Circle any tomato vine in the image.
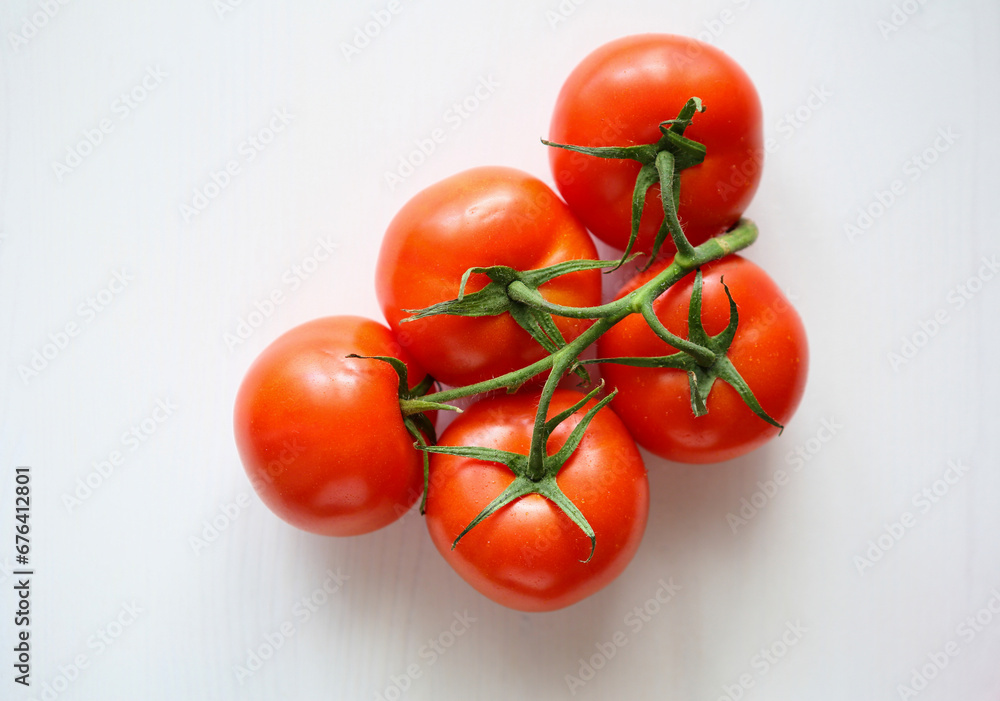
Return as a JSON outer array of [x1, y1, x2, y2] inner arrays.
[[234, 33, 808, 612], [393, 98, 779, 551]]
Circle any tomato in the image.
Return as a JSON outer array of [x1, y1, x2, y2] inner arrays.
[[548, 34, 763, 255], [375, 166, 602, 388], [597, 256, 807, 464], [424, 389, 648, 612], [233, 316, 430, 536]]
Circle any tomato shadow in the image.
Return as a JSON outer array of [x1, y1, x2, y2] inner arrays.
[[289, 498, 649, 698], [438, 444, 784, 698], [287, 442, 781, 699], [626, 443, 785, 688]]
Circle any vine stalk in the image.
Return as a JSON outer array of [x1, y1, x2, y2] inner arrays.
[[411, 218, 759, 430]]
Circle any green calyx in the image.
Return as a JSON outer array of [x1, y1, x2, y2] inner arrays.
[[542, 97, 707, 268], [347, 354, 456, 513], [419, 384, 616, 562], [583, 270, 782, 429], [402, 258, 625, 384]]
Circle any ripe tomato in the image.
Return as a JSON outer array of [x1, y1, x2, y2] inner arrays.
[[375, 166, 602, 388], [597, 256, 808, 464], [548, 34, 763, 255], [233, 316, 430, 536], [424, 389, 648, 612]]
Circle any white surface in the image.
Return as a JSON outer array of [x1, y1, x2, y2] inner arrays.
[[2, 1, 999, 699]]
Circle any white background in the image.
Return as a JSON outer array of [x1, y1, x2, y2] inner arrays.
[[2, 1, 999, 699]]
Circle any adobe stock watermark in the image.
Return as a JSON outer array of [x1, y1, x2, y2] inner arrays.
[[737, 288, 802, 346], [213, 0, 249, 20], [550, 116, 628, 188], [845, 126, 959, 242], [340, 0, 402, 62], [508, 184, 574, 236], [896, 586, 1000, 699], [878, 0, 931, 39], [179, 106, 294, 223], [717, 620, 807, 701], [52, 66, 168, 182], [223, 236, 339, 352], [693, 0, 753, 45], [564, 578, 682, 695], [190, 440, 304, 554], [189, 492, 253, 554], [7, 0, 73, 53], [25, 601, 143, 701], [17, 268, 132, 385], [62, 399, 178, 513], [383, 75, 500, 192], [887, 255, 998, 371], [545, 0, 588, 29], [854, 458, 970, 575], [233, 568, 350, 685], [375, 611, 478, 701], [717, 84, 832, 203], [726, 417, 843, 534]]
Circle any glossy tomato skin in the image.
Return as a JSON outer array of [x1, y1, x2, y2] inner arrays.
[[597, 256, 807, 464], [375, 166, 601, 388], [425, 389, 648, 612], [234, 316, 429, 536], [549, 34, 763, 255]]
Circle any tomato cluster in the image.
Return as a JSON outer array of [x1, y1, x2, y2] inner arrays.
[[233, 34, 808, 612]]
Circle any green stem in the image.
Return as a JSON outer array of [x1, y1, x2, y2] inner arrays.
[[506, 280, 627, 319], [419, 218, 758, 407], [525, 357, 568, 481], [654, 150, 697, 264], [639, 301, 715, 366]]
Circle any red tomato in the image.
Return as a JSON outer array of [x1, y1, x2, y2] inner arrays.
[[375, 166, 601, 387], [597, 256, 808, 464], [233, 316, 430, 536], [424, 389, 648, 612], [548, 34, 763, 255]]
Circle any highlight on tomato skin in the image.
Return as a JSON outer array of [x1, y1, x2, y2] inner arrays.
[[548, 33, 764, 256], [597, 255, 808, 464], [233, 315, 431, 537], [375, 165, 603, 388], [423, 389, 649, 612]]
